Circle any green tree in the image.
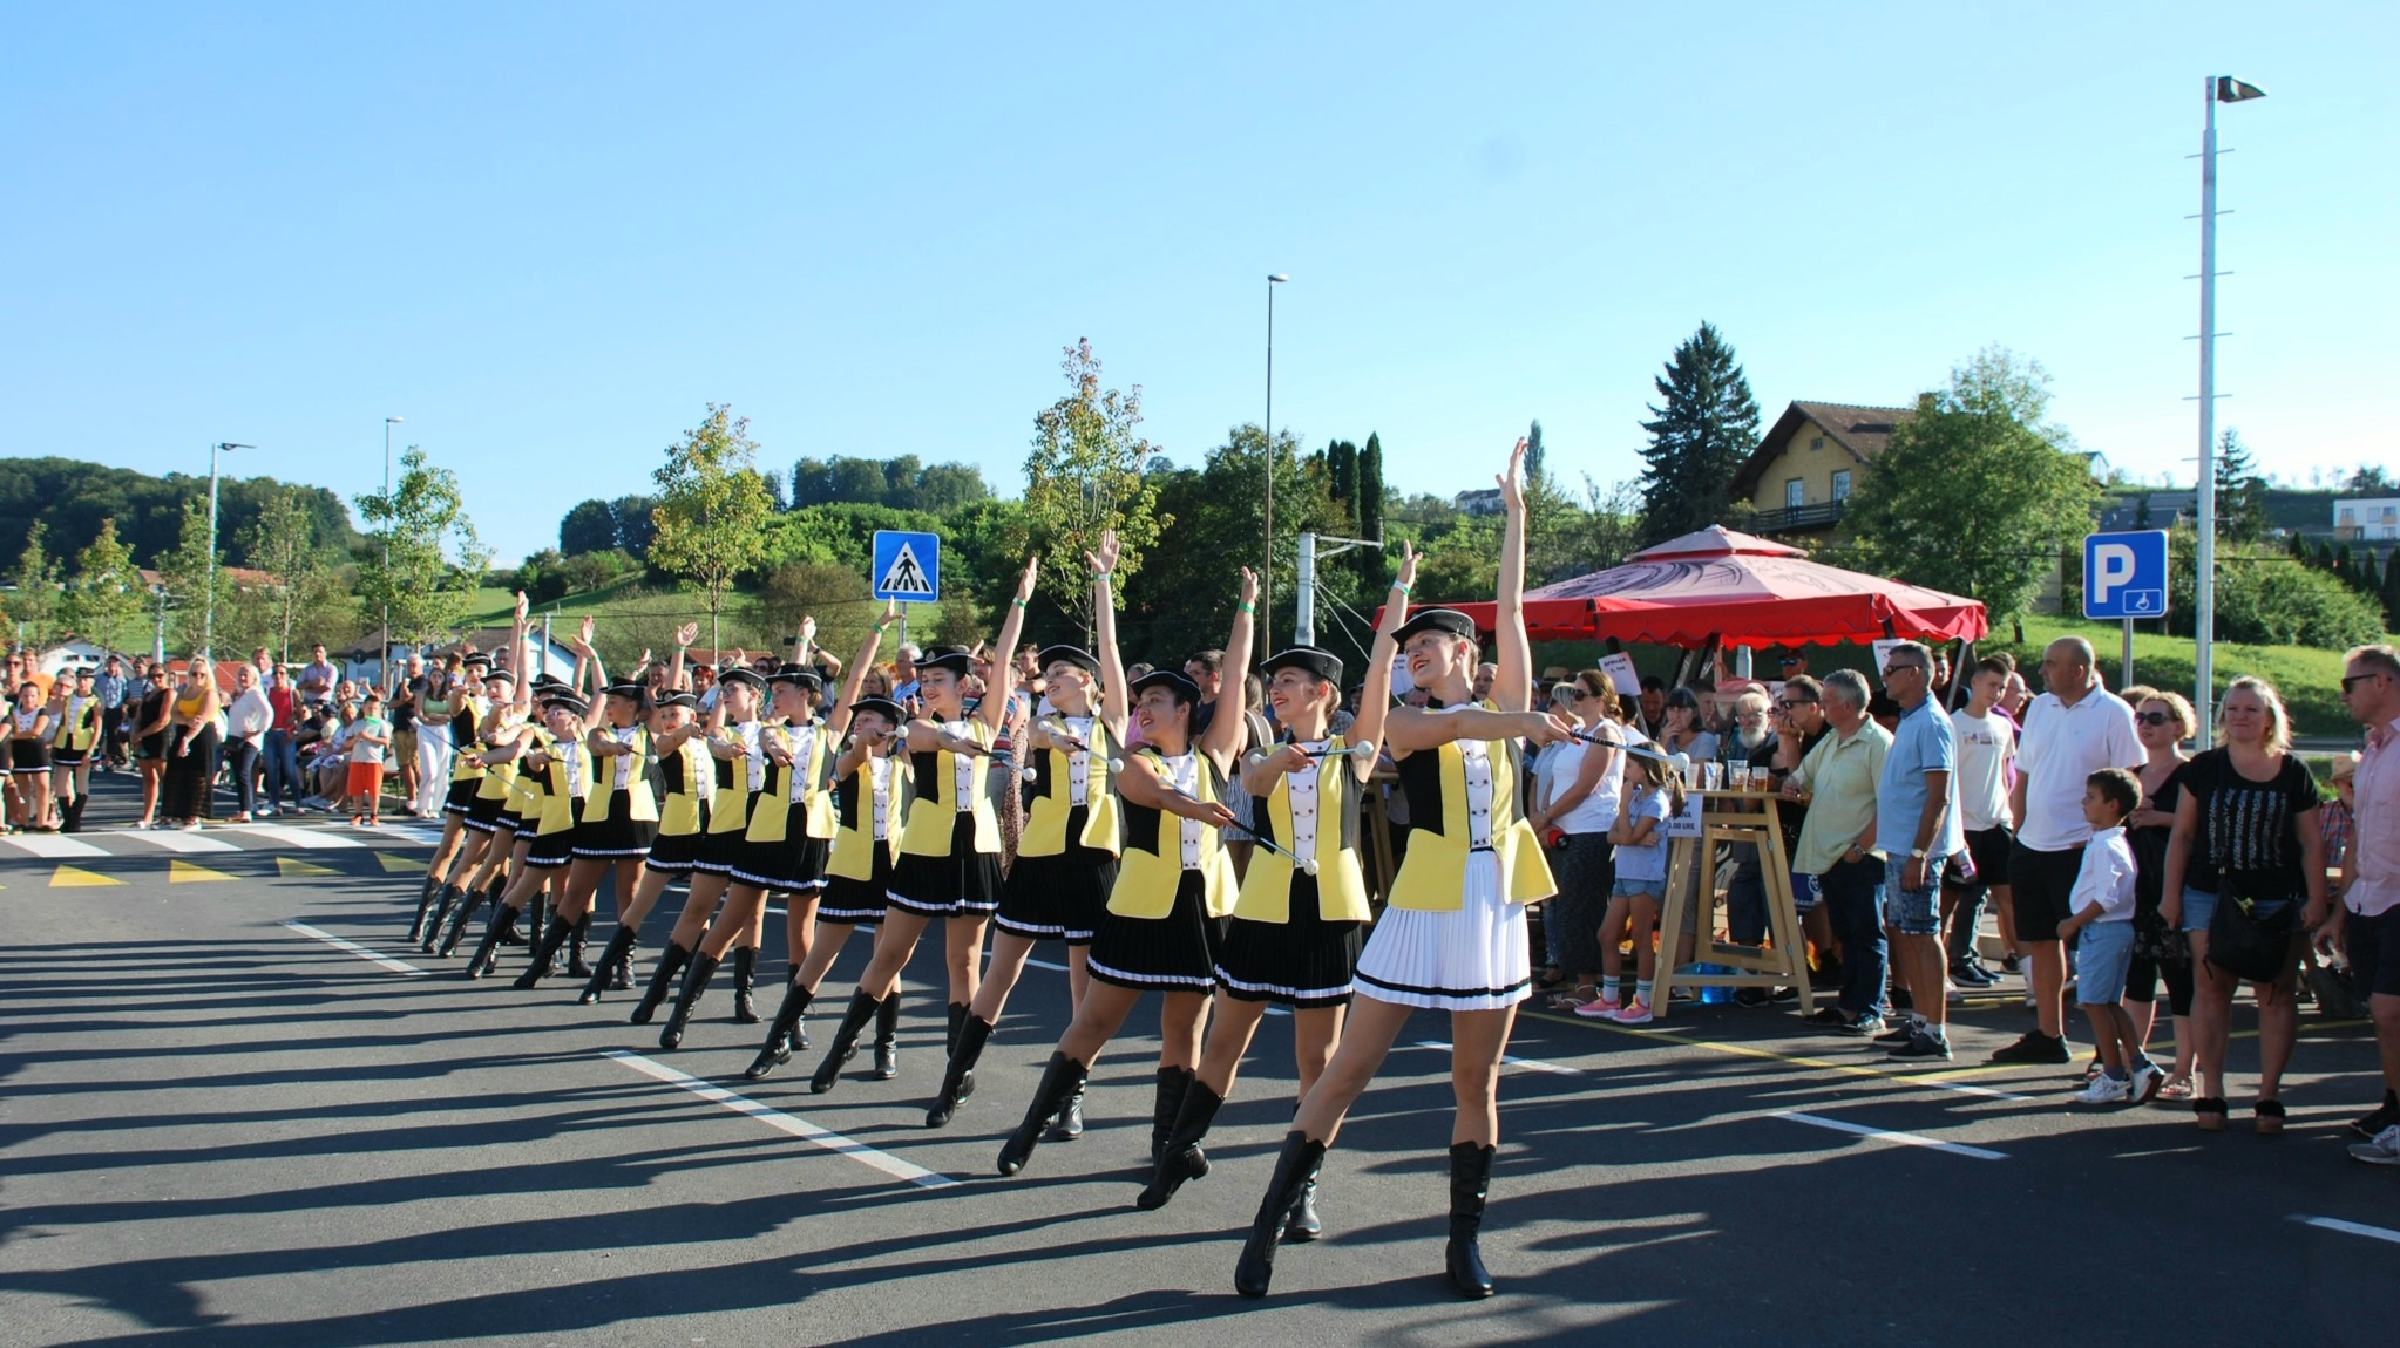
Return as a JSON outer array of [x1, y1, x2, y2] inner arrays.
[[559, 499, 619, 556], [246, 488, 352, 662], [649, 404, 775, 653], [1325, 439, 1359, 521], [1844, 347, 2100, 619], [1637, 322, 1760, 545], [62, 517, 142, 653], [1020, 338, 1169, 636], [152, 500, 217, 653], [609, 493, 659, 558], [2213, 428, 2269, 543], [13, 521, 61, 648], [1524, 419, 1547, 483], [356, 446, 493, 658], [752, 562, 879, 657], [1354, 432, 1388, 590], [2383, 548, 2400, 631]]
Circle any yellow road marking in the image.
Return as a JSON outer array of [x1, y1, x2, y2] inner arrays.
[[50, 865, 123, 888], [168, 859, 237, 883]]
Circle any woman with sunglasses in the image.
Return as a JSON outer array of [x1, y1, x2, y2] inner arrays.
[[2120, 688, 2198, 1100], [1231, 438, 1572, 1301]]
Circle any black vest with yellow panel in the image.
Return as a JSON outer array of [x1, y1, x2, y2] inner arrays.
[[1231, 735, 1371, 924], [898, 718, 1000, 857], [708, 720, 767, 836], [507, 726, 551, 818], [535, 736, 593, 837], [474, 707, 523, 801], [1107, 749, 1238, 919], [585, 724, 659, 822], [1020, 715, 1121, 858], [657, 733, 713, 838], [828, 749, 907, 880], [1386, 718, 1555, 911], [745, 719, 837, 843], [52, 696, 100, 753], [450, 697, 486, 784]]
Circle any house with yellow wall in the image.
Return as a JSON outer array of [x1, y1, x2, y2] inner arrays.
[[1726, 400, 1920, 537]]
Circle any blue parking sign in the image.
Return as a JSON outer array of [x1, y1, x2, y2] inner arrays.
[[2083, 530, 2168, 620], [871, 530, 941, 602]]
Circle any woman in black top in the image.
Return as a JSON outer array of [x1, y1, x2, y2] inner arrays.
[[2122, 689, 2196, 1100], [2160, 676, 2331, 1133]]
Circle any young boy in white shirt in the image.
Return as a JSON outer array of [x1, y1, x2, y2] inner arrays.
[[2058, 768, 2153, 1104]]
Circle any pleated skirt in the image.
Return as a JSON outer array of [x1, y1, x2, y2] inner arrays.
[[887, 813, 1003, 917], [1352, 852, 1531, 1011], [1087, 871, 1224, 994], [1213, 873, 1364, 1009]]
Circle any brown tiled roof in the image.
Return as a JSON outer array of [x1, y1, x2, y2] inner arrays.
[[1727, 400, 1919, 498]]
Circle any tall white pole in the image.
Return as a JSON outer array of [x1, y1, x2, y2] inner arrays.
[[1294, 531, 1318, 647], [2194, 78, 2221, 748], [204, 442, 222, 658], [382, 417, 400, 694], [1262, 276, 1278, 655]]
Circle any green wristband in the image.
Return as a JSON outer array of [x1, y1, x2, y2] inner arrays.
[[1011, 597, 1028, 609], [1237, 601, 1255, 615]]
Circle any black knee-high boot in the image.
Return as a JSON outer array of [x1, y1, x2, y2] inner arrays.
[[564, 913, 594, 979], [925, 1013, 992, 1128], [1234, 1131, 1328, 1299], [522, 897, 547, 951], [1045, 1079, 1086, 1142], [512, 913, 576, 988], [410, 879, 450, 944], [872, 992, 901, 1080], [1150, 1067, 1193, 1162], [63, 796, 87, 832], [1136, 1078, 1225, 1210], [996, 1051, 1089, 1177], [745, 981, 816, 1080], [658, 952, 721, 1050], [1444, 1142, 1496, 1299], [611, 930, 637, 990], [462, 905, 518, 980], [809, 990, 884, 1094], [579, 927, 638, 1005], [730, 946, 760, 1024], [1284, 1099, 1323, 1242], [437, 882, 491, 957], [629, 941, 693, 1025], [421, 885, 464, 952], [943, 1001, 977, 1100]]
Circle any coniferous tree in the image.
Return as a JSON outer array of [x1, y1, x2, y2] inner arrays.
[[1327, 439, 1358, 524], [2383, 549, 2400, 630], [1636, 323, 1760, 545], [2212, 428, 2269, 542], [1354, 432, 1388, 588], [1525, 419, 1546, 483]]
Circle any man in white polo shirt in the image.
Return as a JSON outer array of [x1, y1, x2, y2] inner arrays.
[[1990, 637, 2143, 1065]]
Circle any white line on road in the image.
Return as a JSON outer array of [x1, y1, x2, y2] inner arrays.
[[1413, 1040, 1581, 1075], [603, 1049, 959, 1190], [114, 828, 240, 853], [284, 921, 428, 975], [230, 822, 363, 849], [365, 823, 446, 846], [2293, 1214, 2400, 1247], [1775, 1110, 2006, 1161], [0, 832, 111, 858]]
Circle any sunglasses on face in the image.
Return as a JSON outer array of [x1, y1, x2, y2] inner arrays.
[[2342, 672, 2388, 694], [1775, 699, 1816, 710], [2134, 711, 2175, 727], [1883, 663, 1924, 677]]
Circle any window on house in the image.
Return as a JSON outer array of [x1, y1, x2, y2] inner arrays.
[[1810, 436, 1824, 451], [1786, 478, 1805, 509], [1832, 469, 1852, 502]]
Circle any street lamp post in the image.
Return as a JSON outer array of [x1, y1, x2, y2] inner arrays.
[[1263, 272, 1288, 653], [2193, 75, 2265, 749], [204, 442, 251, 657], [383, 416, 403, 693]]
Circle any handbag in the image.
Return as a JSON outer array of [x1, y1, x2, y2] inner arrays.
[[2206, 881, 2297, 983]]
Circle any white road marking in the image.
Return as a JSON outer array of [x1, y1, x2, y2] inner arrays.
[[2293, 1214, 2400, 1247], [1774, 1110, 2006, 1161], [603, 1049, 959, 1190], [114, 828, 240, 853], [225, 822, 362, 849], [365, 822, 446, 846], [284, 920, 427, 976], [0, 832, 111, 858], [1413, 1039, 1581, 1076]]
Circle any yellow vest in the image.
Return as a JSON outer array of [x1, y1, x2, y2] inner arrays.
[[52, 697, 100, 752], [827, 750, 907, 880], [535, 738, 592, 837], [507, 727, 551, 818], [745, 720, 837, 843], [449, 698, 486, 784], [1020, 716, 1122, 857], [898, 719, 1001, 857], [474, 708, 522, 801], [584, 724, 659, 823], [707, 721, 766, 836], [1232, 735, 1372, 923], [1386, 732, 1555, 911], [657, 734, 713, 837], [1106, 750, 1238, 920]]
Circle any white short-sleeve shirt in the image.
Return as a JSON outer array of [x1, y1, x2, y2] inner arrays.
[[2015, 685, 2142, 851]]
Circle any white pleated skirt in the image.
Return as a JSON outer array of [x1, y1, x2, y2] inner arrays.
[[1352, 852, 1531, 1011]]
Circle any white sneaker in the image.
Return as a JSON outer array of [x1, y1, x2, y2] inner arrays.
[[2128, 1063, 2165, 1104], [2349, 1124, 2400, 1166], [2073, 1075, 2132, 1105]]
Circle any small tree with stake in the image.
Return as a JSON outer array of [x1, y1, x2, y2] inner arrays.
[[648, 403, 774, 655]]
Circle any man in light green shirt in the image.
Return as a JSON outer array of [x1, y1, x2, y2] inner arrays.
[[1781, 669, 1893, 1033]]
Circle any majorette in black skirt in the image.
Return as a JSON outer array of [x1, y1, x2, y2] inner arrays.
[[571, 785, 660, 860], [693, 789, 761, 877], [820, 844, 892, 926], [995, 805, 1118, 946], [1213, 873, 1363, 1009], [888, 812, 1003, 918], [447, 774, 486, 820], [525, 797, 582, 871], [730, 829, 829, 894], [1088, 870, 1224, 993]]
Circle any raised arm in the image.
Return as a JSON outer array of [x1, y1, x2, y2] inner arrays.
[[510, 593, 536, 718], [1198, 567, 1259, 772], [668, 621, 697, 692], [1492, 435, 1533, 713], [1384, 702, 1569, 754], [1346, 541, 1418, 781], [1087, 530, 1129, 740], [826, 603, 894, 740], [975, 558, 1040, 732]]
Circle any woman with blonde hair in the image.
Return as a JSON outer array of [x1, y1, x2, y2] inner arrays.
[[2160, 676, 2331, 1131], [2121, 687, 2198, 1098], [160, 656, 222, 830]]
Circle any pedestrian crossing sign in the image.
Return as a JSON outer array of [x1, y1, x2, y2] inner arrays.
[[871, 531, 941, 602]]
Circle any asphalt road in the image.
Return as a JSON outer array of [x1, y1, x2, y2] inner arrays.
[[3, 775, 2394, 1346]]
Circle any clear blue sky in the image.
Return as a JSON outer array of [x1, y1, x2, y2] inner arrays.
[[3, 3, 2393, 564]]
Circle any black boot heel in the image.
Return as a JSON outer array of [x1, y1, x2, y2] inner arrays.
[[1136, 1079, 1224, 1211], [997, 1052, 1089, 1177], [809, 991, 883, 1094], [563, 914, 594, 979], [1444, 1142, 1496, 1299], [511, 913, 575, 988], [462, 906, 516, 979], [926, 1014, 993, 1128], [872, 992, 901, 1080], [579, 927, 639, 1005], [1234, 1132, 1327, 1299], [658, 952, 721, 1051], [745, 982, 816, 1080], [628, 942, 693, 1025], [730, 946, 760, 1024]]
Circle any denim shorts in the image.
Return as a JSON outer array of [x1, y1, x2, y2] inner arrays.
[[1789, 871, 1820, 913], [2178, 885, 2217, 935], [1611, 877, 1661, 900], [1881, 854, 1945, 936], [2074, 919, 2136, 1004]]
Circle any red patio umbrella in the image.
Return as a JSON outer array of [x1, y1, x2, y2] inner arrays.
[[1402, 526, 1987, 647]]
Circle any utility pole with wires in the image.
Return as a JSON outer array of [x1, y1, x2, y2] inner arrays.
[[2190, 73, 2266, 749]]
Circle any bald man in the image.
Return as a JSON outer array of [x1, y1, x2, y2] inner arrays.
[[1990, 638, 2143, 1065]]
